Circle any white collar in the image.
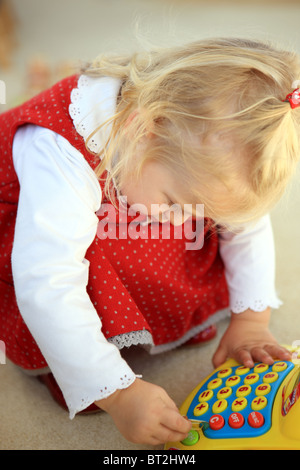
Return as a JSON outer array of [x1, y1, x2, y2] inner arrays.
[[69, 74, 130, 210], [69, 74, 122, 155], [68, 75, 183, 226]]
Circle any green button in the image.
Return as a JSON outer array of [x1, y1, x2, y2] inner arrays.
[[181, 429, 199, 446]]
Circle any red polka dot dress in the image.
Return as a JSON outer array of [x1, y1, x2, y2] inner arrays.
[[0, 74, 229, 384]]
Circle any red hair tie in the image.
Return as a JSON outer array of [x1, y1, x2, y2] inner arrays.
[[283, 88, 300, 109]]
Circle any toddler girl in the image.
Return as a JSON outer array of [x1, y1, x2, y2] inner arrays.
[[1, 38, 300, 446]]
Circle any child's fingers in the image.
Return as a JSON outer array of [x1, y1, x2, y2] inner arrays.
[[152, 426, 190, 445], [151, 410, 191, 444], [244, 344, 291, 366], [161, 408, 192, 434], [264, 344, 292, 361], [234, 348, 254, 368], [249, 347, 274, 365], [139, 408, 191, 445], [248, 344, 291, 365], [212, 344, 228, 368]]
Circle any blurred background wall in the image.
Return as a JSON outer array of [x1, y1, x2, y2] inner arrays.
[[0, 0, 300, 107]]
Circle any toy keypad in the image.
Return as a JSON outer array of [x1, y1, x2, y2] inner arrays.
[[185, 360, 294, 441]]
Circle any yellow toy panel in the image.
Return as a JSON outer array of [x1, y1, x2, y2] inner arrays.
[[165, 346, 300, 450]]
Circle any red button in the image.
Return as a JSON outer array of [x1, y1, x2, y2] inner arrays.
[[248, 411, 265, 428], [209, 414, 225, 430], [228, 412, 245, 429]]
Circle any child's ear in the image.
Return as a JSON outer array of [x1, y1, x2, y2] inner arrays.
[[124, 109, 155, 139], [125, 109, 139, 128]]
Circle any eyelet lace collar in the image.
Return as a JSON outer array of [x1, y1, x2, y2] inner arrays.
[[69, 74, 122, 155]]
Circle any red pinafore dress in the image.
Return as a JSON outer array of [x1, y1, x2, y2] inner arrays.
[[0, 75, 229, 371]]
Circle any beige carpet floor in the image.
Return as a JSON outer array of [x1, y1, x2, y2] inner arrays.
[[1, 0, 300, 451]]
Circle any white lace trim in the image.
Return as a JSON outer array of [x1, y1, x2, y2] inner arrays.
[[105, 296, 283, 357], [231, 295, 282, 314], [106, 308, 231, 356], [108, 329, 154, 349], [68, 373, 137, 419], [69, 74, 122, 155]]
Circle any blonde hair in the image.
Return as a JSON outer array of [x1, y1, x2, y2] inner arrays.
[[82, 37, 300, 228]]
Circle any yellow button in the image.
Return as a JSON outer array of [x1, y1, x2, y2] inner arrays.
[[254, 363, 269, 374], [217, 387, 232, 399], [263, 372, 279, 384], [251, 396, 268, 411], [225, 375, 241, 387], [212, 399, 228, 413], [198, 389, 214, 402], [231, 397, 248, 412], [207, 378, 222, 390], [272, 362, 287, 372], [236, 385, 252, 397], [193, 402, 209, 416], [255, 383, 271, 396], [235, 366, 250, 376], [244, 373, 260, 385], [217, 368, 232, 378]]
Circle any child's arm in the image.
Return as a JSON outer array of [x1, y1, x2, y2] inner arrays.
[[95, 378, 192, 445], [213, 307, 291, 368], [11, 125, 137, 417], [216, 216, 290, 367]]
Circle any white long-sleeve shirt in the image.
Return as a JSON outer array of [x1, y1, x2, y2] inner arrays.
[[11, 76, 282, 418]]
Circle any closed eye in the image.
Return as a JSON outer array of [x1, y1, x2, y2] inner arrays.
[[167, 199, 183, 211], [165, 194, 179, 207], [163, 193, 185, 214], [167, 199, 175, 206]]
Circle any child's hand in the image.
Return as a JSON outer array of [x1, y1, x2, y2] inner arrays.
[[95, 378, 192, 446], [213, 308, 291, 368]]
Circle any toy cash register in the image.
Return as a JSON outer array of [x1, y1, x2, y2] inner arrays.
[[165, 345, 300, 450]]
